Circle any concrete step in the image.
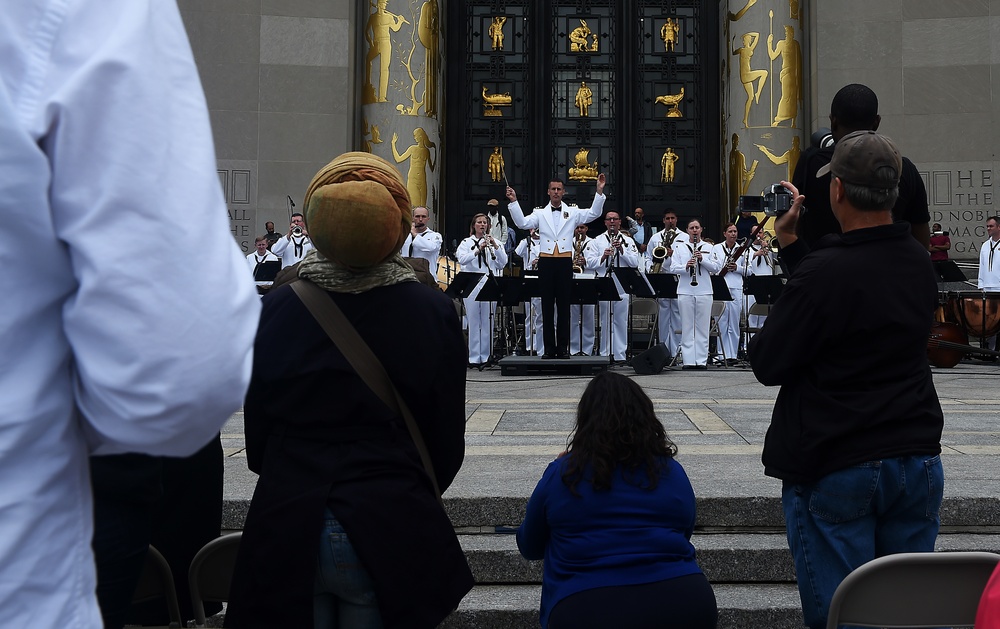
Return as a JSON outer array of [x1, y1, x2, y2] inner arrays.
[[459, 532, 1000, 585], [440, 584, 805, 629]]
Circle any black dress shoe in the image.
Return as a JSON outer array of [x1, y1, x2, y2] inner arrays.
[[555, 350, 571, 359], [541, 352, 557, 360]]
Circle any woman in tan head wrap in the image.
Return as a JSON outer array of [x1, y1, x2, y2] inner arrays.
[[226, 153, 473, 629]]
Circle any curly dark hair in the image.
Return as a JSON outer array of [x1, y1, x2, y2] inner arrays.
[[561, 372, 678, 495]]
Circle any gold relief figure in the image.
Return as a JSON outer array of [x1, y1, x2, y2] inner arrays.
[[733, 33, 767, 128], [488, 147, 505, 182], [361, 119, 384, 153], [489, 16, 507, 50], [766, 22, 801, 127], [660, 148, 679, 183], [364, 0, 408, 104], [417, 0, 439, 116], [481, 86, 512, 116], [569, 19, 594, 52], [754, 136, 801, 181], [592, 33, 599, 52], [568, 148, 598, 182], [654, 87, 685, 118], [790, 0, 799, 20], [660, 18, 679, 52], [575, 82, 593, 117], [727, 0, 758, 22], [391, 128, 436, 207], [728, 134, 758, 214]]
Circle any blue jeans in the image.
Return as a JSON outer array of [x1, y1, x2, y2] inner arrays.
[[782, 455, 944, 629], [314, 509, 383, 629]]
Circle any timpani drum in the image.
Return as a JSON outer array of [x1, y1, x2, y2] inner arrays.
[[436, 255, 459, 291], [946, 291, 1000, 339]]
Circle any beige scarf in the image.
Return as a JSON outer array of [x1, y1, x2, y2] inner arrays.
[[297, 249, 416, 294]]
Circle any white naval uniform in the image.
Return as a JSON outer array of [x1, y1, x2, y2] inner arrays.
[[670, 239, 721, 366], [646, 229, 688, 356], [400, 228, 443, 276], [978, 236, 1000, 290], [570, 236, 598, 355], [713, 241, 746, 361], [745, 245, 775, 333], [515, 237, 543, 354], [246, 250, 279, 275], [271, 233, 314, 268], [456, 235, 508, 364], [585, 232, 640, 361]]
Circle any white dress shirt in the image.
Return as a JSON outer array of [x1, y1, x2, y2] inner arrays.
[[400, 228, 443, 275]]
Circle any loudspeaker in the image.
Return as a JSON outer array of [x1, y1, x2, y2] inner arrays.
[[631, 344, 670, 375]]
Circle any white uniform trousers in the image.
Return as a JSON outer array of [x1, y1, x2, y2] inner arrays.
[[678, 293, 712, 366], [657, 298, 681, 357], [718, 289, 742, 360], [570, 304, 596, 355], [598, 294, 629, 361], [465, 278, 495, 364], [523, 297, 544, 354]]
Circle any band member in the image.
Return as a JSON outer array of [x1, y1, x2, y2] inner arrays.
[[746, 230, 775, 334], [456, 214, 508, 368], [247, 236, 279, 276], [670, 218, 721, 369], [713, 223, 746, 364], [400, 205, 443, 275], [270, 212, 314, 268], [585, 210, 640, 362], [570, 224, 597, 356], [515, 229, 543, 355], [645, 211, 688, 358], [506, 175, 607, 358]]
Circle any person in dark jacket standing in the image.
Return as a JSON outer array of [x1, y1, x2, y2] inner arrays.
[[749, 131, 944, 629], [226, 152, 473, 629]]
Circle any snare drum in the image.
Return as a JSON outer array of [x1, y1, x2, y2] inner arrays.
[[946, 290, 1000, 339]]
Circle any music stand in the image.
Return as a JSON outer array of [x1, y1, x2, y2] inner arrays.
[[934, 260, 967, 282], [610, 269, 655, 359], [744, 275, 784, 305], [498, 275, 542, 353], [576, 276, 620, 360], [646, 274, 679, 300], [445, 272, 484, 300], [709, 276, 733, 302]]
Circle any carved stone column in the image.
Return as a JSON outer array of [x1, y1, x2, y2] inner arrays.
[[721, 0, 805, 219], [359, 0, 444, 226]]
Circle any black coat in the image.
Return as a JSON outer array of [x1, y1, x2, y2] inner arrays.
[[226, 280, 473, 628]]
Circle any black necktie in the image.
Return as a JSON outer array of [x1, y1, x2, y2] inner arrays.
[[991, 240, 1000, 269]]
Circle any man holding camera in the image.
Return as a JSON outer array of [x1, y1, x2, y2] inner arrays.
[[270, 212, 314, 269], [749, 131, 944, 629], [791, 83, 930, 249]]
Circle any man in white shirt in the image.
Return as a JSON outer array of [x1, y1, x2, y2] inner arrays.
[[247, 236, 280, 277], [645, 211, 687, 358], [487, 198, 509, 250], [713, 223, 746, 363], [0, 1, 260, 625], [271, 212, 315, 268], [978, 216, 1000, 290], [585, 210, 640, 362], [569, 224, 598, 356], [400, 206, 443, 275]]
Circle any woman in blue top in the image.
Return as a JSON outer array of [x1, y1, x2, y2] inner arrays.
[[517, 372, 717, 629]]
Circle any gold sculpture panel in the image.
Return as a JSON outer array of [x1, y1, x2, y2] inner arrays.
[[654, 87, 685, 118], [489, 16, 507, 51], [755, 136, 801, 181], [481, 86, 512, 117], [362, 118, 384, 153], [569, 148, 598, 182], [488, 147, 505, 183], [660, 148, 680, 183], [417, 0, 439, 116], [733, 32, 767, 128], [391, 127, 436, 207], [766, 17, 801, 127], [363, 0, 408, 104], [574, 82, 593, 117], [728, 134, 758, 214], [660, 18, 679, 52], [569, 19, 599, 53]]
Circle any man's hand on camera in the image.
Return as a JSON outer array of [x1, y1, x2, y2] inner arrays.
[[774, 180, 804, 249]]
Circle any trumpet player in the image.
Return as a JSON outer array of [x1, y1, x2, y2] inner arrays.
[[515, 229, 544, 355], [456, 213, 508, 367], [585, 211, 639, 362], [270, 212, 314, 268], [399, 206, 443, 275], [645, 211, 687, 359], [670, 218, 720, 369], [712, 223, 746, 364], [570, 224, 597, 356]]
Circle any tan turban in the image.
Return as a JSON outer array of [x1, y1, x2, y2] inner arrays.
[[303, 152, 412, 269]]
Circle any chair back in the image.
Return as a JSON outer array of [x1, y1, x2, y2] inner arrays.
[[826, 551, 1000, 629], [188, 532, 243, 627], [132, 545, 183, 628]]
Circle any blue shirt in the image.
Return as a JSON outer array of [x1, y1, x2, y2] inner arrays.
[[517, 456, 702, 627]]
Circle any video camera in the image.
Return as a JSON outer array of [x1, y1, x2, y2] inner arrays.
[[739, 184, 793, 217]]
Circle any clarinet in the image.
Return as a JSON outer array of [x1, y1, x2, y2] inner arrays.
[[689, 235, 700, 287]]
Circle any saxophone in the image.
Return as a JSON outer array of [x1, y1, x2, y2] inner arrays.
[[649, 228, 677, 274], [572, 233, 586, 274]]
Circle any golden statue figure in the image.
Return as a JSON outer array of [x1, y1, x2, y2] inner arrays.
[[569, 19, 594, 52], [575, 81, 593, 117], [489, 16, 507, 51], [660, 18, 679, 52], [391, 128, 436, 207], [488, 147, 505, 182], [362, 118, 384, 153], [660, 147, 680, 183], [568, 148, 598, 182], [728, 134, 758, 214], [417, 0, 439, 116], [481, 85, 512, 116], [766, 22, 802, 127], [790, 0, 800, 20], [654, 87, 685, 118], [733, 32, 767, 128], [755, 136, 801, 181], [364, 0, 408, 104], [727, 0, 758, 22]]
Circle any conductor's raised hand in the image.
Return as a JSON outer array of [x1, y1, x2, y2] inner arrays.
[[506, 186, 517, 203], [596, 173, 606, 195]]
